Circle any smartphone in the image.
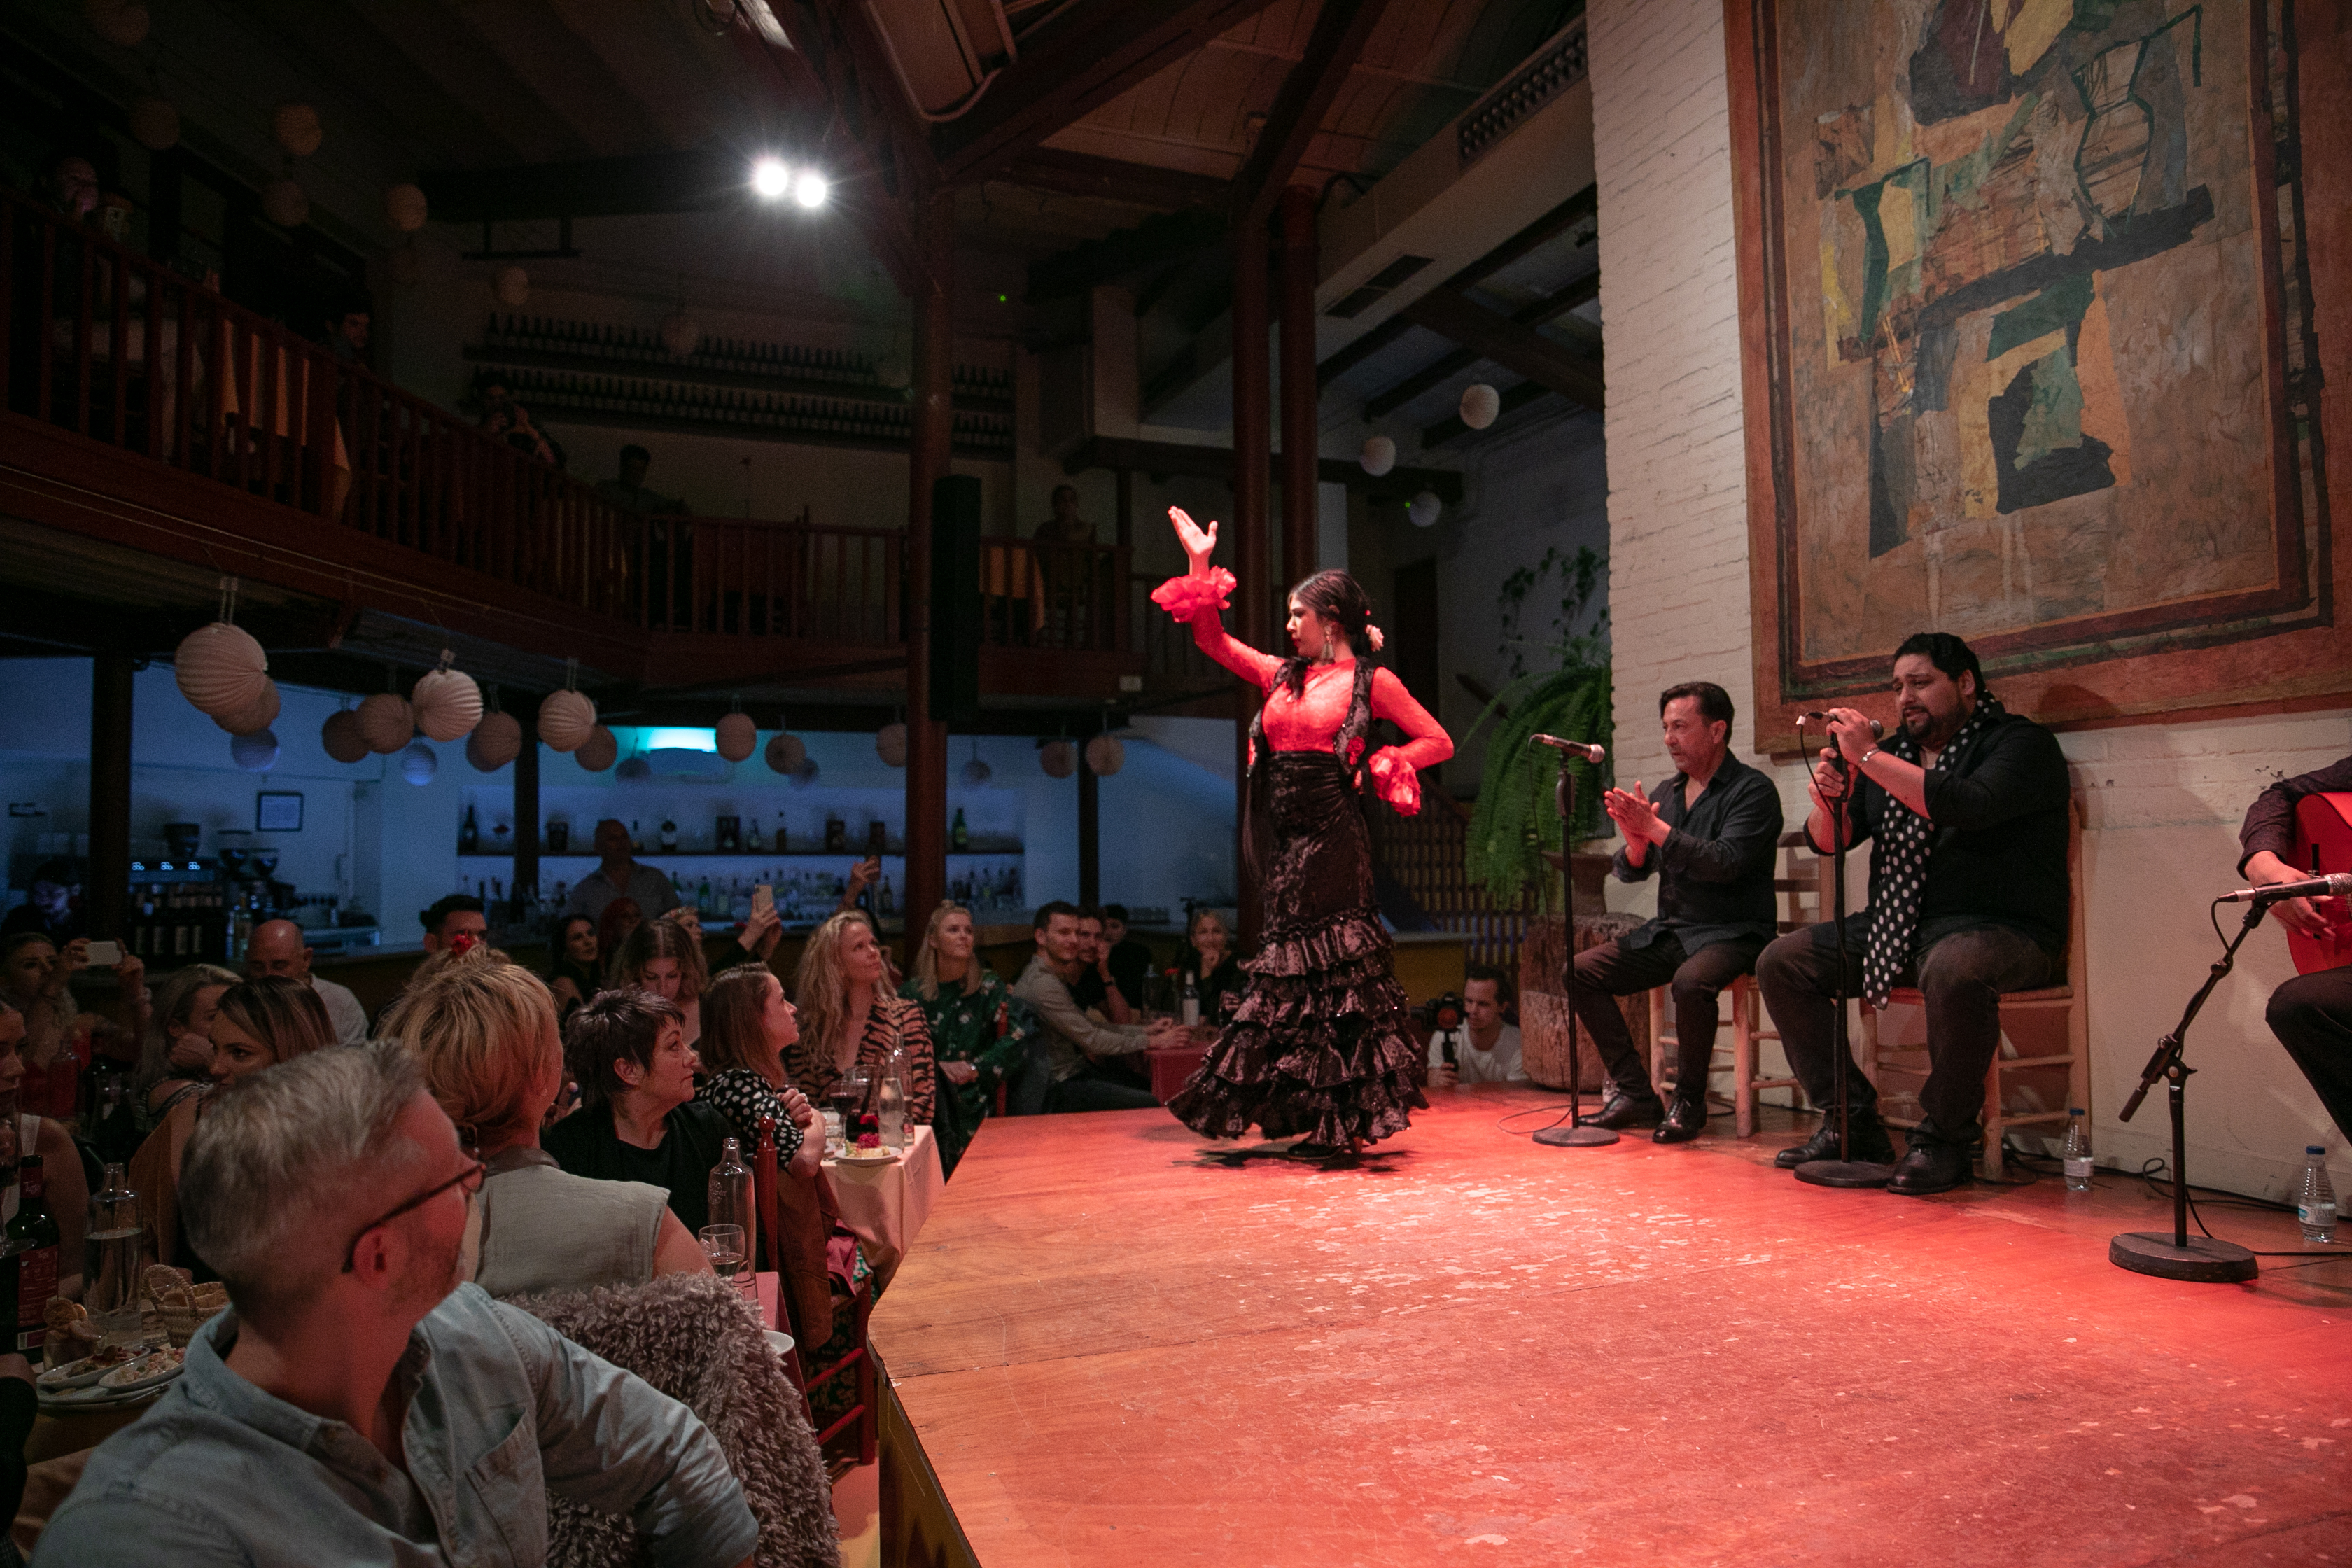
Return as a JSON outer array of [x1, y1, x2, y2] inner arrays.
[[84, 939, 122, 965], [752, 883, 774, 917]]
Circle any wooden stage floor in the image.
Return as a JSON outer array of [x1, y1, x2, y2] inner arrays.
[[869, 1087, 2352, 1567]]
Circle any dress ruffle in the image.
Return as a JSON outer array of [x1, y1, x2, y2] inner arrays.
[[1366, 748, 1421, 816], [1149, 566, 1238, 622]]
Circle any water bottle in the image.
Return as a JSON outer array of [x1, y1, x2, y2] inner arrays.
[[877, 1045, 909, 1150], [1181, 971, 1200, 1028], [705, 1138, 756, 1295], [85, 1163, 146, 1338], [2297, 1147, 2337, 1242], [2060, 1108, 2092, 1191]]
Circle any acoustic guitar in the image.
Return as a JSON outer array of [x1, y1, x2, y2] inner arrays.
[[2288, 792, 2352, 974]]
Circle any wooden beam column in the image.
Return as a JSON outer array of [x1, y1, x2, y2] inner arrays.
[[512, 729, 540, 922], [904, 190, 956, 945], [1077, 739, 1101, 907], [1232, 223, 1271, 944], [1278, 183, 1320, 589], [88, 652, 133, 943]]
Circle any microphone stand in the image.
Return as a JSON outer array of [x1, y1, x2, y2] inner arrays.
[[1794, 718, 1891, 1188], [2108, 900, 2263, 1282], [1536, 749, 1617, 1147]]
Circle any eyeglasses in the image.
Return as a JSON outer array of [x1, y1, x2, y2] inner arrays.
[[341, 1157, 486, 1272]]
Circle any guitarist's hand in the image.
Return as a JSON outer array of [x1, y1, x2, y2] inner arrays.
[[2245, 850, 2345, 941]]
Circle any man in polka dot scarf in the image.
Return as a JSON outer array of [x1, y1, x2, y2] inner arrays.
[[1755, 634, 2071, 1194]]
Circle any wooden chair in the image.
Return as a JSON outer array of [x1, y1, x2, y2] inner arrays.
[[1858, 796, 2090, 1179], [1647, 831, 1827, 1136], [755, 1117, 880, 1472]]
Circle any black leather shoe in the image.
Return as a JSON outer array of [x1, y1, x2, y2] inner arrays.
[[1653, 1099, 1708, 1143], [1774, 1114, 1895, 1168], [1587, 1092, 1666, 1130], [1888, 1134, 1973, 1196]]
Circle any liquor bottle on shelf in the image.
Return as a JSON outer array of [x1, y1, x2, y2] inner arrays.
[[747, 816, 764, 852], [951, 808, 969, 850], [659, 818, 678, 852], [631, 818, 644, 852], [459, 804, 479, 854]]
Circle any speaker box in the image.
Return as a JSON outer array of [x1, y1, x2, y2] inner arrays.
[[930, 474, 983, 725]]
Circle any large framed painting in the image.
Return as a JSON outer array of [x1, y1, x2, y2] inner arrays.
[[1725, 0, 2350, 748]]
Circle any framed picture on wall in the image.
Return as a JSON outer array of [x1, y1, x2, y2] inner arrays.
[[256, 792, 304, 832]]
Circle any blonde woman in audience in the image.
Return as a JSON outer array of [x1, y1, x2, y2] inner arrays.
[[132, 961, 236, 1135], [788, 910, 936, 1125], [379, 947, 713, 1296], [0, 1000, 90, 1298], [695, 966, 821, 1175], [902, 902, 1030, 1174]]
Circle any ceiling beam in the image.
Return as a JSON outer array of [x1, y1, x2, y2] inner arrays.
[[1363, 270, 1600, 417], [995, 148, 1228, 209], [822, 0, 944, 197], [1232, 0, 1397, 229], [1397, 287, 1605, 407], [931, 0, 1290, 183], [1027, 208, 1228, 302], [419, 150, 745, 223], [1420, 378, 1563, 447], [1063, 435, 1462, 505]]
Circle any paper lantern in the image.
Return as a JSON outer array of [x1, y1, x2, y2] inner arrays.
[[1084, 735, 1126, 777], [230, 729, 279, 774], [765, 732, 806, 775], [615, 755, 652, 782], [962, 755, 993, 786], [715, 713, 757, 762], [575, 725, 619, 772], [385, 183, 428, 232], [1408, 490, 1443, 529], [272, 104, 323, 158], [261, 178, 309, 229], [321, 709, 370, 764], [410, 665, 483, 743], [1360, 435, 1396, 477], [85, 0, 148, 47], [214, 678, 281, 737], [876, 723, 907, 768], [398, 740, 438, 785], [493, 266, 529, 308], [1038, 739, 1074, 779], [174, 622, 270, 719], [538, 689, 596, 752], [465, 710, 522, 771], [788, 759, 820, 790], [356, 692, 414, 754], [129, 97, 180, 151], [1460, 382, 1500, 430], [386, 245, 424, 287], [659, 312, 700, 358]]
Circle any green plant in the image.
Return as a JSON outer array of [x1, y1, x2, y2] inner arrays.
[[1497, 545, 1607, 679]]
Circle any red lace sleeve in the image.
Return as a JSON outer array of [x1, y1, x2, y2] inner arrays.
[[1152, 568, 1282, 690], [1366, 668, 1454, 813]]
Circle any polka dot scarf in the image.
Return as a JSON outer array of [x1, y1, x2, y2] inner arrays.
[[1863, 694, 2006, 1007]]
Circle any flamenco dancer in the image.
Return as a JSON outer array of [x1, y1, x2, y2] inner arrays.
[[1155, 505, 1454, 1158]]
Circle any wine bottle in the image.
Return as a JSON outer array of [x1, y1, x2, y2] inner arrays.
[[9, 1156, 60, 1355], [459, 803, 479, 854]]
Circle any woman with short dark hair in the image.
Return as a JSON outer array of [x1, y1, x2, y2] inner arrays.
[[542, 988, 737, 1236]]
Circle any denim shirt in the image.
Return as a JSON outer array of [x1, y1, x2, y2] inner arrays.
[[34, 1283, 757, 1568]]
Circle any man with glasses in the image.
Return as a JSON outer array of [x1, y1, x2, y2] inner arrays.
[[36, 1042, 757, 1567]]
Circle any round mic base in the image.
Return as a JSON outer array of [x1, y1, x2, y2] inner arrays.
[[1793, 1158, 1893, 1189], [2109, 1231, 2258, 1283], [1533, 1124, 1619, 1147]]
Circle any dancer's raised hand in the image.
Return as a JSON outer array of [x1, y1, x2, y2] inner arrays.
[[1169, 506, 1218, 573]]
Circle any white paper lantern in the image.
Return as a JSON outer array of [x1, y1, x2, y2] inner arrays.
[[272, 104, 323, 158], [85, 0, 148, 47], [766, 732, 806, 774], [386, 245, 424, 287], [410, 665, 483, 743], [1361, 435, 1396, 477], [1460, 382, 1500, 430], [214, 678, 281, 737], [715, 712, 757, 762], [321, 709, 369, 764], [1038, 739, 1075, 779], [230, 728, 279, 774], [493, 265, 530, 308], [616, 755, 652, 782], [356, 692, 414, 754], [174, 622, 270, 719], [1084, 735, 1126, 777], [465, 710, 522, 771], [399, 740, 438, 785], [575, 725, 619, 771], [385, 183, 429, 233], [659, 312, 700, 358], [1408, 490, 1443, 529], [261, 177, 309, 229], [788, 759, 820, 790], [129, 97, 180, 152], [962, 755, 993, 785], [876, 722, 907, 768], [537, 689, 596, 752]]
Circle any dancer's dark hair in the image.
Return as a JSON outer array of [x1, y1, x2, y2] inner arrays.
[[1277, 570, 1376, 696]]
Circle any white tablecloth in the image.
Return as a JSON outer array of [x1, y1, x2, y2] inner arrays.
[[825, 1124, 943, 1287]]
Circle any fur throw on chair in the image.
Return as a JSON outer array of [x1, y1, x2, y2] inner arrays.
[[506, 1271, 841, 1568]]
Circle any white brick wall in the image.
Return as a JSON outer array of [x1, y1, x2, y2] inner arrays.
[[1586, 0, 2351, 1198]]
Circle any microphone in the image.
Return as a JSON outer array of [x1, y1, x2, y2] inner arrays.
[[1529, 734, 1605, 764], [2218, 872, 2352, 904], [1798, 712, 1885, 739]]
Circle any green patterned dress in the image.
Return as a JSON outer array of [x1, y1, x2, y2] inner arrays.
[[899, 967, 1032, 1176]]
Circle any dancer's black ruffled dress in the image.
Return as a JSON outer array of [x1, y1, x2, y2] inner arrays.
[[1153, 567, 1452, 1148]]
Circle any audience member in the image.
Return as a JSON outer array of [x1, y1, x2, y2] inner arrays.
[[594, 444, 690, 515], [1070, 907, 1134, 1025], [1427, 965, 1529, 1088], [564, 819, 680, 926], [0, 1353, 30, 1568], [546, 913, 601, 1020], [473, 372, 559, 465], [902, 902, 1032, 1174], [0, 1003, 90, 1301], [1011, 902, 1174, 1114], [130, 962, 235, 1136], [1175, 908, 1244, 1019], [321, 301, 370, 366], [611, 917, 713, 1046], [243, 918, 368, 1045], [1037, 483, 1093, 546], [785, 911, 936, 1126], [0, 931, 145, 1119], [419, 893, 489, 955], [599, 896, 647, 977], [544, 989, 735, 1236], [37, 1041, 760, 1567], [693, 967, 818, 1172], [1100, 904, 1153, 1009], [0, 862, 86, 946], [380, 948, 715, 1296], [131, 976, 334, 1275]]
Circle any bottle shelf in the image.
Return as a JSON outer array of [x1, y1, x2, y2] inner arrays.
[[458, 844, 1021, 858]]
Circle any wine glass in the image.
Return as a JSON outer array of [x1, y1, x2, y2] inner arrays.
[[697, 1224, 747, 1285]]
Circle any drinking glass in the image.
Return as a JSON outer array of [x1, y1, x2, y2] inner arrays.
[[697, 1224, 750, 1295]]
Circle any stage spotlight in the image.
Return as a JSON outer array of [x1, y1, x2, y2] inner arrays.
[[792, 168, 828, 209], [751, 158, 791, 199]]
